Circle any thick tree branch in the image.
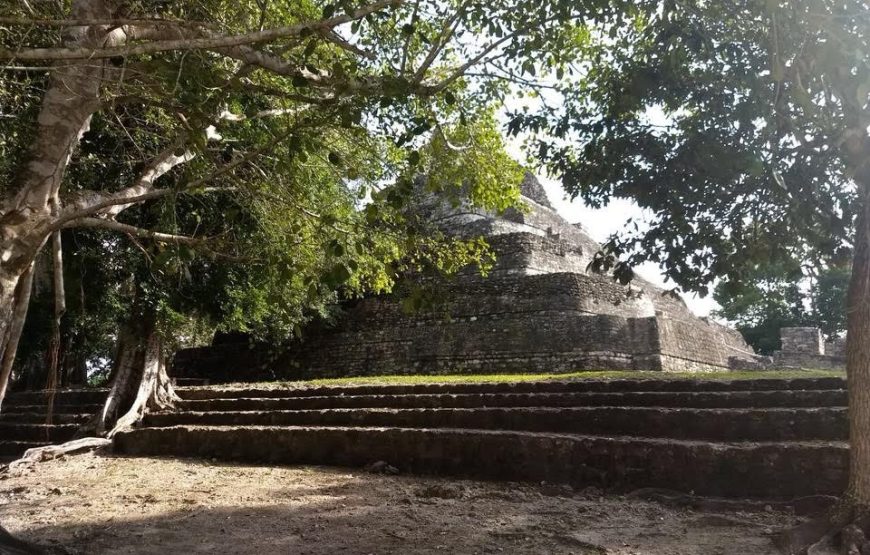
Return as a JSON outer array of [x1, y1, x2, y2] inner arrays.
[[319, 29, 376, 60], [67, 217, 202, 244], [0, 0, 402, 61], [57, 144, 194, 229], [55, 136, 274, 230], [0, 17, 213, 27]]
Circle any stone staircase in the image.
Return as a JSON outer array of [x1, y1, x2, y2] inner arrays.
[[113, 377, 850, 499], [0, 389, 107, 462]]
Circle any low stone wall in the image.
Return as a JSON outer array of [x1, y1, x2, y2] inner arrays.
[[173, 269, 760, 382], [654, 311, 757, 372], [728, 327, 846, 371], [773, 352, 846, 371], [115, 425, 848, 498]]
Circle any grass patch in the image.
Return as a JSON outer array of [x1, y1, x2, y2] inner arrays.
[[252, 368, 844, 389]]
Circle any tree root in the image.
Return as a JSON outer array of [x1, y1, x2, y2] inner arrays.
[[90, 325, 179, 438], [774, 500, 870, 554], [0, 437, 111, 475]]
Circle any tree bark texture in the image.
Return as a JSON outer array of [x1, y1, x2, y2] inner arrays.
[[846, 181, 870, 506], [0, 0, 111, 406], [92, 313, 179, 436], [0, 264, 34, 410]]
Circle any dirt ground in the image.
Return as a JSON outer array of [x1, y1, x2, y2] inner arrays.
[[0, 451, 807, 555]]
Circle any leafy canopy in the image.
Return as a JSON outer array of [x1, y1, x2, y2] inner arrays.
[[515, 0, 865, 297], [713, 261, 848, 353], [5, 0, 611, 368]]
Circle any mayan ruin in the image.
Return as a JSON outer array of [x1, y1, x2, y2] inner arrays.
[[173, 174, 757, 383], [2, 1, 869, 553]]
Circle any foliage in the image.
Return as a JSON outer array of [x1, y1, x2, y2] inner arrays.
[[515, 0, 865, 299], [710, 260, 850, 354], [3, 0, 611, 378], [713, 262, 810, 354], [812, 265, 850, 339]]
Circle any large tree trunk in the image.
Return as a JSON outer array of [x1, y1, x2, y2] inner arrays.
[[777, 148, 870, 553], [0, 265, 35, 411], [845, 178, 870, 508], [0, 0, 111, 409], [91, 312, 179, 436]]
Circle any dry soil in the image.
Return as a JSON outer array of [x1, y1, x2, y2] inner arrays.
[[0, 451, 807, 554]]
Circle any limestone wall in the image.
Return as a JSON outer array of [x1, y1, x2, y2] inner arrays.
[[727, 327, 846, 371], [655, 312, 756, 372], [269, 272, 663, 379], [172, 271, 753, 382], [781, 328, 824, 354]]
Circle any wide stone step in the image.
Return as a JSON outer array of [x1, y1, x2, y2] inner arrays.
[[0, 423, 80, 442], [178, 377, 846, 401], [113, 425, 848, 499], [143, 406, 848, 442], [3, 389, 108, 406], [0, 412, 92, 424], [0, 403, 105, 415], [177, 389, 846, 412], [0, 440, 50, 457]]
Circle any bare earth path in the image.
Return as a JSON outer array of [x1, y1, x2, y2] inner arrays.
[[0, 452, 802, 554]]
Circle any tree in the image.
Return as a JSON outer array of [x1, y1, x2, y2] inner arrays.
[[713, 262, 849, 353], [0, 0, 607, 418], [713, 261, 810, 354], [812, 265, 850, 340], [516, 0, 870, 551]]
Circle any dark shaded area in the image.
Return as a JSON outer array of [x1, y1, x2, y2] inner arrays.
[[0, 522, 69, 554]]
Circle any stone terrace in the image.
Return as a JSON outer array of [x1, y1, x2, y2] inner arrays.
[[114, 377, 848, 499], [0, 389, 107, 462]]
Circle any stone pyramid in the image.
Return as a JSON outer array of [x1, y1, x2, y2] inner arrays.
[[173, 174, 754, 382]]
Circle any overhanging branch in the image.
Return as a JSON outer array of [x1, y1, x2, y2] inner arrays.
[[67, 217, 202, 245], [0, 0, 402, 61]]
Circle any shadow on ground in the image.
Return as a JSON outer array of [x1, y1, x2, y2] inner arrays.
[[0, 453, 799, 555]]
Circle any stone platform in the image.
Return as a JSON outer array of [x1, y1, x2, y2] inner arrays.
[[173, 175, 756, 383], [0, 389, 107, 462], [114, 377, 848, 499]]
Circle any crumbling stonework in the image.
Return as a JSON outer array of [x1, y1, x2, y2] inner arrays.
[[173, 174, 755, 382], [781, 327, 825, 355], [773, 327, 845, 370], [729, 327, 846, 371]]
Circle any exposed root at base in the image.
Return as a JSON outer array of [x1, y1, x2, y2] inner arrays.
[[0, 437, 111, 474], [774, 501, 870, 554]]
